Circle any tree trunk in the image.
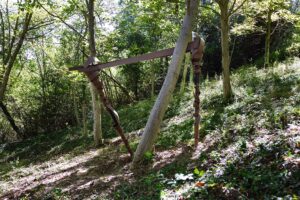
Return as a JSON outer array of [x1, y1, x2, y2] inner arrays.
[[180, 53, 190, 94], [87, 0, 102, 145], [220, 4, 233, 100], [0, 8, 34, 136], [132, 0, 200, 166], [72, 87, 80, 126], [82, 101, 88, 136], [0, 12, 33, 101], [0, 101, 22, 138], [151, 61, 155, 98], [189, 57, 194, 86], [264, 9, 272, 68], [90, 83, 102, 146]]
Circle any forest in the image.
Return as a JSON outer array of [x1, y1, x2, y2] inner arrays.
[[0, 0, 299, 199]]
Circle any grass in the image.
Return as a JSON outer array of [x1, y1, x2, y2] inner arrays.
[[0, 127, 95, 176], [114, 58, 300, 199], [0, 86, 188, 176], [0, 58, 299, 199]]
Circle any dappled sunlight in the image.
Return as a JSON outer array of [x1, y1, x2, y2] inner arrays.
[[0, 148, 104, 198], [0, 58, 299, 199], [153, 147, 185, 170], [0, 146, 136, 199], [161, 122, 300, 199], [192, 131, 222, 160]]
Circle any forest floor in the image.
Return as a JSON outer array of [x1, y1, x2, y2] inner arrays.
[[0, 58, 300, 200]]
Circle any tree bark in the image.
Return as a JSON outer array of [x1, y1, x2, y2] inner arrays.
[[87, 0, 102, 146], [264, 9, 272, 68], [90, 83, 102, 146], [132, 0, 200, 166], [72, 86, 80, 126], [180, 53, 190, 94], [0, 3, 35, 136], [0, 101, 22, 138], [219, 2, 233, 100], [0, 12, 33, 101], [151, 62, 155, 98], [82, 102, 88, 136]]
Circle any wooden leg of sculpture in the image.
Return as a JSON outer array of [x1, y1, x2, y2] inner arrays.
[[85, 71, 133, 158], [192, 62, 201, 147]]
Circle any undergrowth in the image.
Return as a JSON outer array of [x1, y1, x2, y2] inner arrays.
[[0, 58, 299, 199]]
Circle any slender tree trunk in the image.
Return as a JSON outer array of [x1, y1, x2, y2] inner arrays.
[[82, 102, 88, 136], [132, 0, 200, 166], [90, 83, 102, 146], [151, 62, 155, 97], [0, 10, 5, 63], [0, 6, 34, 136], [0, 101, 22, 137], [264, 9, 272, 68], [87, 0, 102, 146], [103, 70, 133, 102], [73, 89, 80, 126], [220, 4, 232, 100], [180, 53, 189, 94], [0, 12, 33, 101]]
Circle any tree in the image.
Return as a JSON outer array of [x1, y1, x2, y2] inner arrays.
[[47, 0, 104, 145], [201, 0, 247, 100], [0, 0, 37, 136], [87, 0, 103, 146], [180, 53, 191, 95], [217, 0, 247, 100], [132, 0, 200, 166], [232, 0, 297, 67], [257, 0, 292, 68]]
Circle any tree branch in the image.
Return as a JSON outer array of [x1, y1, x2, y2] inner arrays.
[[28, 20, 55, 31], [229, 0, 237, 15], [200, 5, 220, 16], [5, 16, 19, 65], [0, 9, 5, 63], [0, 9, 33, 101], [5, 0, 10, 45], [100, 70, 134, 102], [37, 1, 86, 39], [229, 0, 247, 16]]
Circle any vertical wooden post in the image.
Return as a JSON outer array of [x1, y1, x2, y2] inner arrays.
[[192, 63, 201, 147], [85, 70, 133, 157], [191, 33, 205, 147]]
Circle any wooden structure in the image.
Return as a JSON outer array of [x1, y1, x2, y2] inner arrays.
[[69, 33, 205, 154]]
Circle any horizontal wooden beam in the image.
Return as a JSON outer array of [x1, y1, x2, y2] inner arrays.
[[69, 42, 194, 72]]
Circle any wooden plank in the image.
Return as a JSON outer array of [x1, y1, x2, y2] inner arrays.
[[69, 42, 194, 72]]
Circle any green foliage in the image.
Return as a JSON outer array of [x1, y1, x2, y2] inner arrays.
[[157, 119, 193, 149], [1, 58, 299, 199], [113, 173, 164, 200], [1, 0, 299, 142], [0, 127, 94, 176], [143, 151, 154, 163], [193, 168, 205, 177]]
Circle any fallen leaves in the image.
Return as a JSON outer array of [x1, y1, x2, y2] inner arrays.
[[195, 181, 205, 187]]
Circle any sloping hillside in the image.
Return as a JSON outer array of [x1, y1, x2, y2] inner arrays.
[[0, 59, 299, 199]]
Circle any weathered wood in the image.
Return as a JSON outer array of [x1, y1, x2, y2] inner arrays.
[[192, 64, 201, 147], [132, 0, 201, 166], [70, 28, 204, 159], [69, 42, 195, 72], [191, 33, 205, 147], [85, 71, 133, 157]]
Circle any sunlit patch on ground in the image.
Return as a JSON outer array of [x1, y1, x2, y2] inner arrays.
[[0, 59, 299, 199]]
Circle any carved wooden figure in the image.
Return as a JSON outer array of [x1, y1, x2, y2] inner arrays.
[[191, 33, 205, 147]]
